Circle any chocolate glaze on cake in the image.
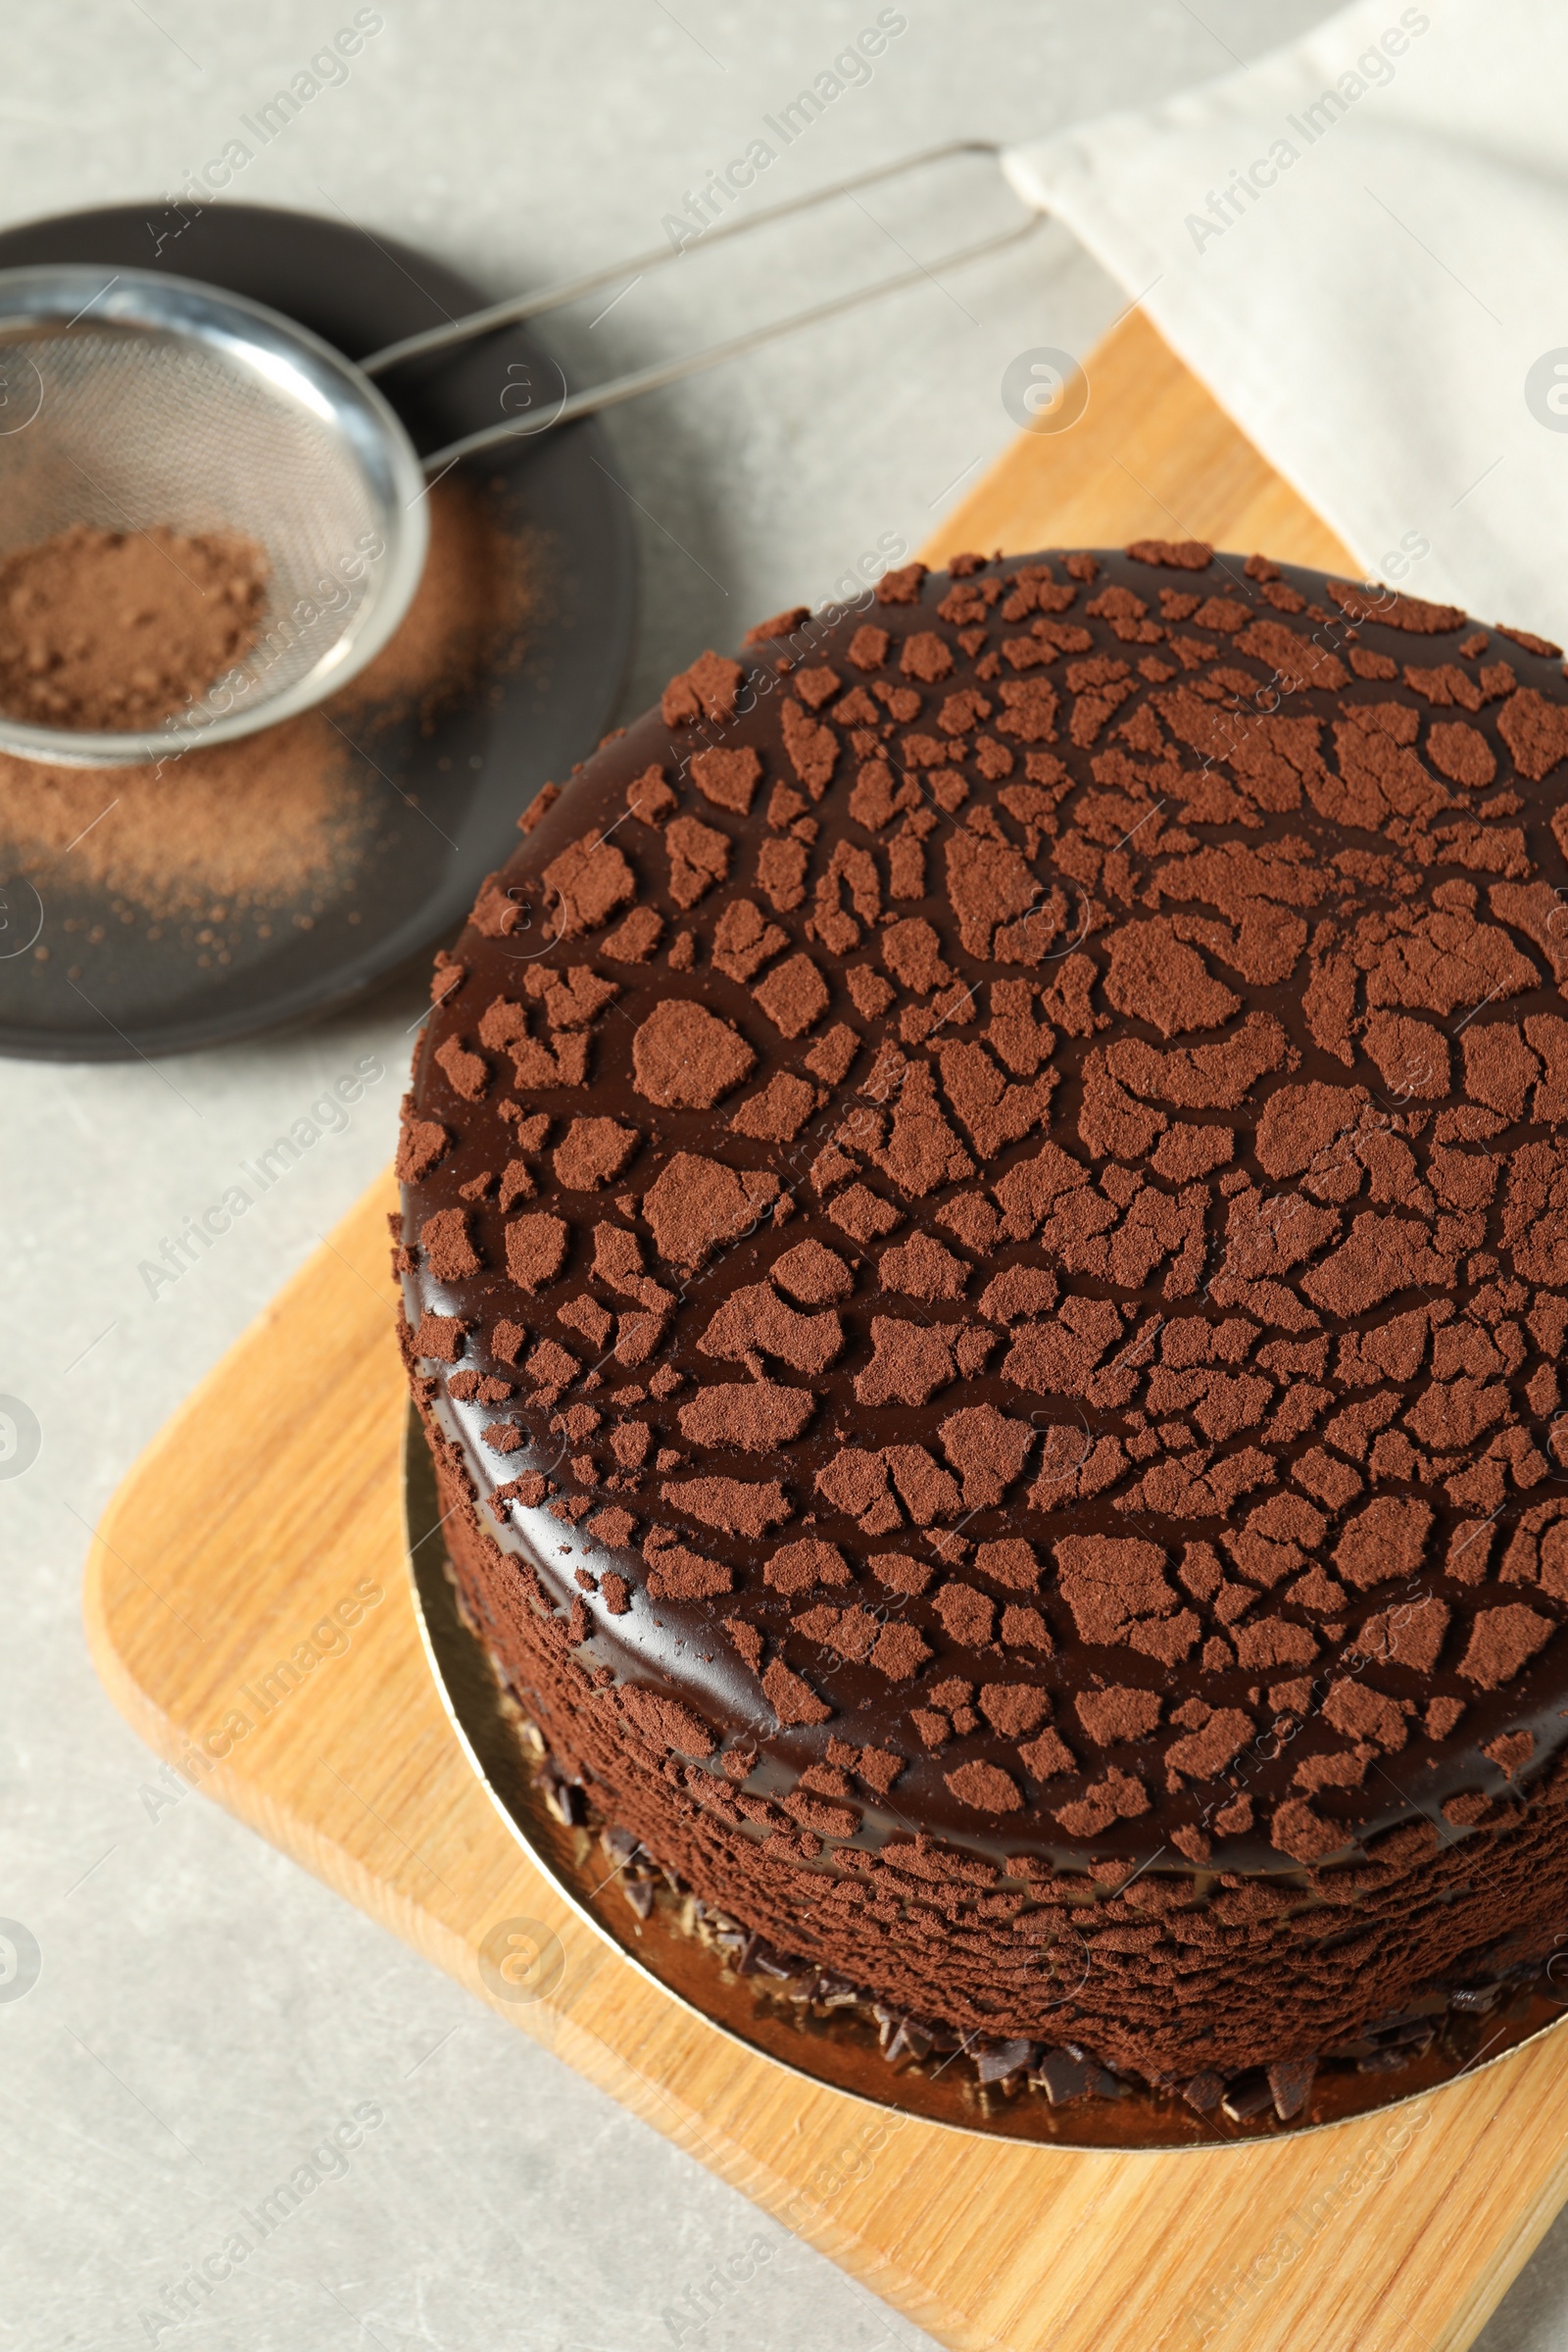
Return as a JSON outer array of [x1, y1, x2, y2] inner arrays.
[[398, 543, 1568, 2082]]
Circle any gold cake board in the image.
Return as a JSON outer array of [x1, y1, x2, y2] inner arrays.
[[84, 308, 1568, 2352]]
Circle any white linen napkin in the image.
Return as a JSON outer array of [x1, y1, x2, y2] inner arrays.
[[1002, 0, 1568, 644]]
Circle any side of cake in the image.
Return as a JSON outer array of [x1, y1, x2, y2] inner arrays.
[[397, 542, 1568, 2094]]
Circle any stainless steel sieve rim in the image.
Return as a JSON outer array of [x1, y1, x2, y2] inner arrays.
[[0, 265, 430, 768]]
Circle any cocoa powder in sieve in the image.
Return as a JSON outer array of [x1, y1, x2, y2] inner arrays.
[[0, 522, 269, 731], [0, 477, 537, 927]]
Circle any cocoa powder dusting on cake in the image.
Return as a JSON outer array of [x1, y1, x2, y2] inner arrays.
[[399, 543, 1568, 2085]]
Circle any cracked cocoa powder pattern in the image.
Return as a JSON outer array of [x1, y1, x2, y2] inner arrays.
[[399, 543, 1568, 2089]]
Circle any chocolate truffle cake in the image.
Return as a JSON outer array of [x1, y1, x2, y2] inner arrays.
[[398, 541, 1568, 2101]]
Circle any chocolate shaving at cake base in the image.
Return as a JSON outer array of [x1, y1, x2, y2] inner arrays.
[[504, 1681, 1568, 2135]]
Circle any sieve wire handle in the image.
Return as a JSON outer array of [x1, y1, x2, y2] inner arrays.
[[364, 142, 1048, 476], [364, 140, 1020, 375]]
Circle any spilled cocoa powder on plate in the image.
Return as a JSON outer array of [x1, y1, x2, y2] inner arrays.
[[345, 472, 530, 728], [0, 476, 537, 931], [0, 522, 269, 730]]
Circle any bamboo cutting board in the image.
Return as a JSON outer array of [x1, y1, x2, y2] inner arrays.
[[84, 309, 1568, 2352]]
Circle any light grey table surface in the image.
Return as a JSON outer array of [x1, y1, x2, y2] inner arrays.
[[5, 5, 1565, 2348]]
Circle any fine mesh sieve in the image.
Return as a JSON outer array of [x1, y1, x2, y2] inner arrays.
[[0, 146, 1045, 769], [0, 268, 429, 767]]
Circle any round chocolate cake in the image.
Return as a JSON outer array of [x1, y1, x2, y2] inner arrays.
[[398, 540, 1568, 2102]]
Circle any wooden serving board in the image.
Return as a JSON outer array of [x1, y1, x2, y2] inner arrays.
[[84, 308, 1568, 2352]]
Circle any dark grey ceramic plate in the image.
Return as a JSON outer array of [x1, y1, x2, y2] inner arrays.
[[0, 199, 636, 1060]]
